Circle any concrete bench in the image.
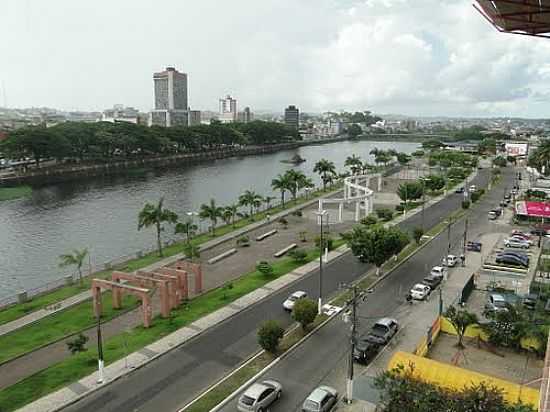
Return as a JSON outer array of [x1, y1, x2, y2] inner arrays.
[[256, 229, 278, 241], [208, 248, 237, 264], [274, 243, 297, 258]]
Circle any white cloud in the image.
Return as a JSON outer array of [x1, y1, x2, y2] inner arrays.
[[1, 0, 549, 117]]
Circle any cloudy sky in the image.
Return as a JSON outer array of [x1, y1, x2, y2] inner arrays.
[[2, 0, 550, 117]]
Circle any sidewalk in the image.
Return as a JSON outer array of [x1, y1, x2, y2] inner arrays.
[[0, 188, 342, 339]]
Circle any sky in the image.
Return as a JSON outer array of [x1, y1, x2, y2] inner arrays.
[[2, 0, 550, 117]]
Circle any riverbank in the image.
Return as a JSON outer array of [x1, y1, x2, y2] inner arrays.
[[0, 186, 32, 201], [0, 136, 348, 188], [358, 133, 452, 142]]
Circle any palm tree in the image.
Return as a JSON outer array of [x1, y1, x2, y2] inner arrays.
[[138, 197, 178, 256], [345, 154, 362, 175], [263, 196, 276, 210], [199, 198, 224, 236], [174, 219, 198, 244], [272, 173, 293, 207], [313, 159, 336, 191], [239, 190, 263, 220], [529, 140, 550, 174], [224, 204, 239, 227], [59, 248, 89, 285], [284, 169, 308, 203]]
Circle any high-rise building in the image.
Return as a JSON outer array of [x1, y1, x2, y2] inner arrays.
[[237, 107, 253, 123], [284, 105, 299, 130], [188, 110, 201, 126], [149, 67, 188, 127], [219, 95, 237, 123]]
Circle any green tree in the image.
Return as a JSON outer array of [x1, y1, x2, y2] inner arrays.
[[345, 154, 363, 175], [292, 298, 318, 331], [66, 333, 89, 355], [284, 169, 308, 203], [272, 173, 293, 207], [396, 152, 411, 166], [444, 305, 478, 348], [345, 226, 409, 275], [138, 198, 178, 256], [256, 260, 274, 276], [424, 175, 446, 191], [493, 156, 507, 167], [239, 190, 263, 220], [199, 198, 223, 236], [58, 248, 89, 285], [174, 219, 198, 244], [360, 215, 378, 226], [257, 320, 284, 354], [347, 124, 363, 139], [397, 182, 424, 206], [462, 200, 470, 210], [263, 195, 276, 210], [313, 159, 337, 191], [529, 139, 550, 174], [288, 248, 308, 263], [412, 227, 424, 244]]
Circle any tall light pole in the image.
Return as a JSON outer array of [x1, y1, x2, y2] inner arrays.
[[315, 210, 328, 314], [97, 314, 104, 383], [187, 211, 200, 234]]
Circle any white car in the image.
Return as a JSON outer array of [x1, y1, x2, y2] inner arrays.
[[430, 266, 448, 279], [410, 283, 431, 300], [283, 290, 307, 311], [445, 255, 458, 267], [237, 380, 283, 412], [504, 238, 530, 249], [469, 184, 477, 192], [511, 234, 533, 245]]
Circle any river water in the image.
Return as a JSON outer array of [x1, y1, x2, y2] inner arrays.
[[0, 140, 419, 299]]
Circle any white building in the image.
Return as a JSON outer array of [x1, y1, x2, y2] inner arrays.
[[149, 67, 188, 127], [219, 95, 237, 123], [101, 105, 140, 124]]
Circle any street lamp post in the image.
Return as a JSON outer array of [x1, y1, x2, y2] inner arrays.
[[96, 314, 104, 383], [315, 210, 328, 314], [187, 211, 200, 234]]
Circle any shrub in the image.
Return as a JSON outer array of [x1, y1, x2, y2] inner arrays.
[[461, 200, 470, 210], [315, 235, 334, 251], [360, 215, 378, 226], [288, 248, 308, 263], [256, 260, 274, 276], [257, 320, 284, 354], [292, 298, 318, 331], [395, 204, 404, 212], [376, 208, 394, 221], [236, 235, 250, 247], [221, 282, 234, 300], [471, 192, 480, 203], [278, 217, 288, 228], [292, 210, 303, 217], [412, 227, 424, 244], [66, 333, 89, 355], [299, 231, 307, 242]]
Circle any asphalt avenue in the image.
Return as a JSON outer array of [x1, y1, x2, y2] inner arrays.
[[218, 168, 513, 412], [61, 169, 497, 412]]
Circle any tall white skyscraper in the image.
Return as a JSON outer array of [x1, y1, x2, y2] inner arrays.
[[219, 95, 237, 123]]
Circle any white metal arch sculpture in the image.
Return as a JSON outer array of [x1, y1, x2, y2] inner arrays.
[[318, 173, 382, 224]]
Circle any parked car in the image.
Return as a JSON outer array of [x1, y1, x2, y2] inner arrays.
[[485, 293, 508, 314], [353, 340, 380, 365], [410, 283, 431, 300], [511, 234, 533, 245], [499, 249, 529, 262], [499, 200, 508, 208], [365, 318, 399, 345], [504, 193, 511, 200], [445, 255, 458, 267], [422, 275, 442, 290], [430, 266, 448, 279], [496, 253, 528, 267], [512, 230, 530, 239], [466, 241, 482, 252], [302, 386, 338, 412], [488, 211, 498, 220], [238, 380, 283, 412], [455, 187, 465, 193], [469, 184, 477, 192], [522, 294, 538, 311], [283, 291, 307, 311], [530, 227, 548, 237], [503, 238, 530, 249]]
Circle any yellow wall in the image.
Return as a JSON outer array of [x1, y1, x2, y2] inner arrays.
[[388, 351, 540, 409]]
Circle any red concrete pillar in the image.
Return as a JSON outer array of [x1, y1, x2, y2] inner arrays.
[[195, 265, 202, 294], [91, 284, 102, 318], [142, 294, 152, 328], [159, 282, 170, 318]]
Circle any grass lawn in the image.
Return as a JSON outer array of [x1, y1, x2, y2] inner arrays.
[[0, 293, 138, 365], [0, 186, 337, 327], [0, 249, 324, 411], [0, 186, 32, 201]]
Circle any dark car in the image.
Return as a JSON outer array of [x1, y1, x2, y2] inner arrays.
[[422, 275, 442, 290], [365, 318, 399, 345], [495, 254, 528, 267], [353, 340, 380, 365], [504, 193, 511, 200], [530, 228, 548, 237], [466, 241, 482, 252], [499, 200, 508, 208], [522, 294, 538, 310], [490, 208, 502, 217], [499, 249, 529, 261], [455, 187, 465, 193]]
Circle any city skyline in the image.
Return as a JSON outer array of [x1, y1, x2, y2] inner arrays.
[[2, 1, 550, 118]]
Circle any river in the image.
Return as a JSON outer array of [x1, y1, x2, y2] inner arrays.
[[0, 140, 420, 299]]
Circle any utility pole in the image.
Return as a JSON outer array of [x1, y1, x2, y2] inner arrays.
[[316, 210, 328, 314], [421, 177, 426, 232], [340, 283, 366, 405], [97, 314, 104, 383], [462, 218, 468, 267]]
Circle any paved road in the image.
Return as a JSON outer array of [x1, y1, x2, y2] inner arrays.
[[218, 168, 514, 412], [62, 170, 493, 412]]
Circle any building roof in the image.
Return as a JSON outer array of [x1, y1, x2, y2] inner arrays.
[[475, 0, 550, 38]]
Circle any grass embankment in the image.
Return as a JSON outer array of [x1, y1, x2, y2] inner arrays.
[[0, 293, 138, 364], [0, 247, 327, 411], [0, 185, 337, 327], [0, 186, 32, 201]]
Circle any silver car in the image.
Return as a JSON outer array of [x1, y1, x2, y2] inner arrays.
[[504, 238, 530, 249], [237, 380, 283, 412], [302, 385, 338, 412]]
